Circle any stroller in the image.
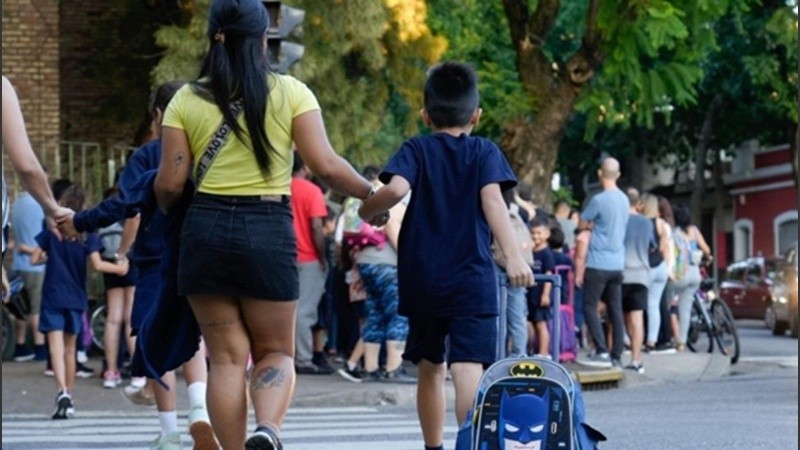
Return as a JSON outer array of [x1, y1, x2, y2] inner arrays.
[[456, 274, 605, 450]]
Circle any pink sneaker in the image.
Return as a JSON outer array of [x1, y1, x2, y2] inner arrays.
[[102, 370, 122, 389]]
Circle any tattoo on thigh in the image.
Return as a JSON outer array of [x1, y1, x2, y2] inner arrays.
[[198, 317, 240, 328], [253, 367, 285, 390]]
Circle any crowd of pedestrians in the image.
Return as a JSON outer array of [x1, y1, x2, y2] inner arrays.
[[1, 1, 716, 449]]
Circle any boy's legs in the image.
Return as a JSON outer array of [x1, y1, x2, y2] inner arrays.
[[534, 319, 550, 357], [449, 362, 483, 425], [416, 359, 447, 447], [63, 333, 77, 392], [47, 331, 67, 391]]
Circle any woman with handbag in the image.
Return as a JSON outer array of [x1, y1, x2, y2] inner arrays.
[[153, 1, 376, 449]]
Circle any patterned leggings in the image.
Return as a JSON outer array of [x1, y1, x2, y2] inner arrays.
[[357, 263, 409, 344]]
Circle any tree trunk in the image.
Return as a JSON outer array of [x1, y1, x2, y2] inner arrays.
[[689, 94, 725, 225], [500, 0, 602, 209], [500, 86, 580, 208]]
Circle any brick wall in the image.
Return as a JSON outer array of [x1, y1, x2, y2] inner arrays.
[[59, 0, 131, 146], [2, 0, 61, 189]]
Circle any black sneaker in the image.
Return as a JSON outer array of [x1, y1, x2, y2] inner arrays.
[[245, 425, 283, 450], [76, 362, 94, 378], [625, 361, 645, 374], [13, 345, 35, 362], [52, 391, 71, 420], [336, 364, 362, 383], [383, 367, 416, 384], [295, 363, 333, 375], [313, 357, 335, 375], [611, 358, 623, 369]]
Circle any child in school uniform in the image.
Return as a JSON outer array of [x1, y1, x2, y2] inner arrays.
[[358, 61, 533, 450], [30, 184, 128, 419], [528, 217, 555, 358]]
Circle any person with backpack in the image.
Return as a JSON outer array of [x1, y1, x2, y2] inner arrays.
[[671, 203, 712, 352], [640, 193, 672, 353], [358, 61, 534, 450], [96, 186, 139, 388], [29, 184, 130, 419]]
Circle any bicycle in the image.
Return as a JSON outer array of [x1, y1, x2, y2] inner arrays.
[[686, 278, 741, 364]]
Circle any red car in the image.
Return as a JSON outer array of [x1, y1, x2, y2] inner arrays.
[[719, 257, 790, 330]]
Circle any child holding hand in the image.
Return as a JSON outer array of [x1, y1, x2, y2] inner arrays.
[[30, 184, 129, 419]]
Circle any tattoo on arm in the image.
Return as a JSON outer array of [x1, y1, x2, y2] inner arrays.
[[253, 366, 286, 390], [173, 152, 186, 174]]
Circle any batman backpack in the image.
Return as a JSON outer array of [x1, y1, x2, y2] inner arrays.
[[454, 356, 606, 450]]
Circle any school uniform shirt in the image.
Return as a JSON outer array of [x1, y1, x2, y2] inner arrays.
[[73, 139, 165, 267], [528, 246, 556, 308], [36, 229, 102, 311], [379, 133, 516, 318]]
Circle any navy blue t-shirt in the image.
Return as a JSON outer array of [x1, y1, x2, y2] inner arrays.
[[36, 229, 103, 311], [380, 133, 516, 318], [553, 250, 573, 305], [528, 246, 555, 307]]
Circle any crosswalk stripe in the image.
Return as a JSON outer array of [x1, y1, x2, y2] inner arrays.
[[2, 407, 459, 449]]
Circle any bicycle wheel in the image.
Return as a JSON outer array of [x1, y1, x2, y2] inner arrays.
[[711, 300, 741, 364], [90, 303, 106, 352], [686, 299, 713, 354]]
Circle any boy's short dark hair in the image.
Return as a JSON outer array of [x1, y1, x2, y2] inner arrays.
[[424, 61, 479, 128], [51, 179, 74, 202], [548, 226, 566, 250], [148, 80, 187, 117], [530, 217, 550, 230], [60, 184, 86, 213]]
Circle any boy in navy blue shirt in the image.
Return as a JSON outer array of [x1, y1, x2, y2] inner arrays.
[[359, 61, 534, 450], [30, 184, 129, 419], [528, 217, 555, 358]]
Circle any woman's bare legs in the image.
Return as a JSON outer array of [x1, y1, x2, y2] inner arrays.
[[241, 298, 297, 435], [188, 295, 250, 449]]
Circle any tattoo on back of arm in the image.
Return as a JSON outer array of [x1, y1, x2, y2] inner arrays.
[[174, 153, 186, 174], [253, 366, 286, 390]]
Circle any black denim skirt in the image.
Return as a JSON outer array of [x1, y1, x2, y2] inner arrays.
[[177, 193, 298, 300]]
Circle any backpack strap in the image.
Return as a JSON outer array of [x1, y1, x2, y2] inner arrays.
[[194, 99, 245, 189]]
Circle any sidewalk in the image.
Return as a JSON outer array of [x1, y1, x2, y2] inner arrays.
[[2, 350, 730, 416]]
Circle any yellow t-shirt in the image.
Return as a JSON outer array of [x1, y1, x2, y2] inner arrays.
[[162, 74, 320, 195]]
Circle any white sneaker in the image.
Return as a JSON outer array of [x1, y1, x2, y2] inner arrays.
[[76, 350, 88, 364], [148, 431, 183, 450], [188, 406, 218, 450]]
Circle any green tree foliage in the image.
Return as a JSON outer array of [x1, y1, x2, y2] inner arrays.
[[456, 0, 753, 207], [150, 0, 446, 169]]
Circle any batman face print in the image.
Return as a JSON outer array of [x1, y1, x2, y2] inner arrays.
[[498, 389, 549, 450]]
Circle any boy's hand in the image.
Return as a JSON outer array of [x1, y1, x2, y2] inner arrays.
[[541, 295, 551, 308], [506, 255, 534, 288], [116, 258, 130, 276], [1, 268, 9, 303], [57, 213, 81, 241]]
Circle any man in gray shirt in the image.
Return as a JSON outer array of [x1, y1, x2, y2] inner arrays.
[[621, 188, 654, 374], [577, 157, 629, 368]]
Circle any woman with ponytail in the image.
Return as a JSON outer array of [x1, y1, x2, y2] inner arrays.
[[154, 1, 375, 449]]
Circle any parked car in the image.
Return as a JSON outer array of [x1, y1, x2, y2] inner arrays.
[[771, 242, 798, 337], [718, 256, 794, 335]]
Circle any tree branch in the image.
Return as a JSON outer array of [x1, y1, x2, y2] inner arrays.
[[562, 0, 603, 87], [528, 0, 561, 44], [501, 0, 529, 47]]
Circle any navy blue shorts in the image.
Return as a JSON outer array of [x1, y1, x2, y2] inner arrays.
[[103, 260, 139, 290], [178, 193, 298, 300], [39, 307, 82, 335], [528, 305, 553, 324], [403, 314, 497, 368]]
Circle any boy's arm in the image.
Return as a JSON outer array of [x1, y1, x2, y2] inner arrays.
[[89, 252, 129, 275], [541, 271, 552, 307], [383, 200, 406, 250], [358, 175, 410, 223], [17, 243, 37, 255], [481, 183, 534, 288], [116, 214, 140, 260]]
